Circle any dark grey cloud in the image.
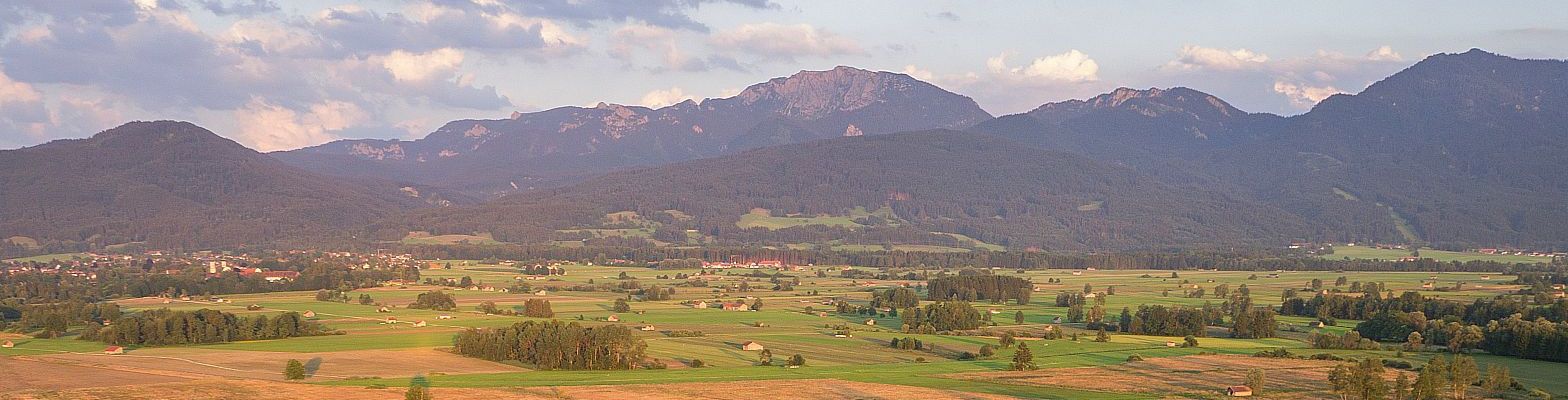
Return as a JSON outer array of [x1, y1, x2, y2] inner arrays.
[[198, 0, 280, 16], [497, 0, 777, 32], [307, 5, 556, 56]]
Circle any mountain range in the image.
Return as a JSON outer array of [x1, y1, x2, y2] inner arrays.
[[3, 49, 1564, 252]]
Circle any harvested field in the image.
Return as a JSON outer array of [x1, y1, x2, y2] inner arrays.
[[947, 354, 1390, 399], [0, 378, 1014, 400], [32, 348, 524, 381], [0, 356, 192, 392]]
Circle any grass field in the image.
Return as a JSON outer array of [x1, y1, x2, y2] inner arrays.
[[1323, 245, 1552, 264], [6, 262, 1559, 398], [1, 252, 90, 262], [399, 232, 503, 246]]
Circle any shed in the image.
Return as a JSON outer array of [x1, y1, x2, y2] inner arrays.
[[607, 315, 620, 322], [103, 346, 125, 355], [640, 325, 657, 331], [378, 306, 391, 313], [302, 310, 316, 318], [1226, 386, 1253, 397], [2, 340, 13, 348], [741, 341, 765, 351], [864, 319, 877, 326], [412, 320, 427, 327], [1165, 341, 1177, 347]]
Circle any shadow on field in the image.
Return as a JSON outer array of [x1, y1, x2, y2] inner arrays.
[[304, 357, 323, 377]]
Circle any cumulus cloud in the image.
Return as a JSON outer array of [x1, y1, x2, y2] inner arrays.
[[1272, 80, 1344, 108], [609, 23, 724, 72], [1165, 45, 1270, 71], [710, 23, 863, 60], [1365, 45, 1403, 61], [986, 50, 1100, 83], [234, 98, 368, 151], [308, 3, 583, 57], [639, 86, 693, 108], [382, 48, 466, 82]]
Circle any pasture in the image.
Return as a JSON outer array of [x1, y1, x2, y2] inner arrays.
[[3, 262, 1559, 398]]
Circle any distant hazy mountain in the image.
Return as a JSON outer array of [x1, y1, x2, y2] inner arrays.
[[0, 121, 445, 248], [381, 130, 1313, 251], [275, 66, 993, 196], [977, 49, 1568, 249]]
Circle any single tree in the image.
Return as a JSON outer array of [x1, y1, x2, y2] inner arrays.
[[283, 359, 305, 380], [1246, 368, 1265, 395], [1010, 342, 1036, 370], [787, 354, 806, 367], [1448, 355, 1479, 400]]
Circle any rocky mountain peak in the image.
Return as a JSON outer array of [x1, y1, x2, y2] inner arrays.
[[732, 66, 917, 119]]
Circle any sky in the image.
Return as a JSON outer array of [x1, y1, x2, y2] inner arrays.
[[1, 1, 1566, 151]]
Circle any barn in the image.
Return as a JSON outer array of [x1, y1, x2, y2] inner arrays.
[[741, 341, 765, 351], [1226, 386, 1253, 397]]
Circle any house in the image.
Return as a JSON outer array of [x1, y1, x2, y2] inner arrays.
[[1227, 386, 1254, 397], [412, 320, 427, 327], [640, 325, 657, 331], [1165, 341, 1177, 347], [741, 341, 765, 351], [721, 302, 751, 311], [303, 310, 316, 318], [606, 315, 620, 322], [691, 301, 710, 309], [1071, 271, 1083, 276], [438, 315, 454, 320], [1421, 282, 1434, 289], [2, 340, 13, 348], [864, 319, 877, 326], [385, 316, 398, 323], [534, 290, 549, 296], [103, 346, 125, 355]]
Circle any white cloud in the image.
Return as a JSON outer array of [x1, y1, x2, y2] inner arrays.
[[710, 23, 863, 60], [1365, 45, 1403, 61], [382, 48, 465, 82], [639, 86, 692, 108], [233, 98, 367, 151], [900, 65, 934, 81], [987, 50, 1100, 83], [1273, 80, 1344, 108], [1166, 45, 1270, 70]]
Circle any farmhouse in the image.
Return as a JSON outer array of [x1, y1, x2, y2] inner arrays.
[[741, 341, 765, 351], [606, 315, 620, 322], [1226, 385, 1253, 397], [721, 302, 751, 311], [385, 316, 398, 323], [103, 346, 125, 355]]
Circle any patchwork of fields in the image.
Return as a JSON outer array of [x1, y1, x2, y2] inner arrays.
[[3, 263, 1563, 399]]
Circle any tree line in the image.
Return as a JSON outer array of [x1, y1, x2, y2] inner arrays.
[[95, 309, 332, 346]]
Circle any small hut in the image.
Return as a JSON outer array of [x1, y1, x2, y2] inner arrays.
[[2, 340, 14, 348], [378, 306, 391, 313], [640, 325, 657, 331], [103, 346, 125, 355], [302, 310, 316, 318], [412, 320, 427, 327], [1226, 386, 1253, 397], [864, 319, 877, 326], [741, 341, 765, 351]]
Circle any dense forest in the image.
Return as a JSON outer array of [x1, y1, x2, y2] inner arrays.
[[926, 275, 1033, 304], [452, 320, 646, 370]]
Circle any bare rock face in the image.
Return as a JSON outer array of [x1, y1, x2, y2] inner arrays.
[[735, 66, 908, 119]]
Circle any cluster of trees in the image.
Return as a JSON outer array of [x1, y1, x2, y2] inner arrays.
[[452, 320, 646, 370], [9, 300, 122, 338], [522, 299, 554, 318], [1125, 305, 1209, 337], [96, 309, 331, 346], [0, 262, 413, 303], [871, 287, 921, 309], [900, 301, 982, 332], [408, 291, 456, 311], [1229, 308, 1278, 339], [1328, 355, 1517, 400], [926, 275, 1031, 304], [889, 337, 926, 350]]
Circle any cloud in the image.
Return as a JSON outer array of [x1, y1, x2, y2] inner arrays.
[[1165, 45, 1269, 71], [197, 0, 279, 16], [639, 86, 693, 107], [986, 50, 1100, 83], [900, 65, 934, 81], [1365, 45, 1402, 61], [382, 48, 465, 82], [932, 11, 959, 22], [1272, 80, 1343, 108], [233, 97, 368, 151], [609, 22, 720, 72], [307, 3, 583, 57], [710, 23, 863, 60], [496, 0, 778, 32]]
